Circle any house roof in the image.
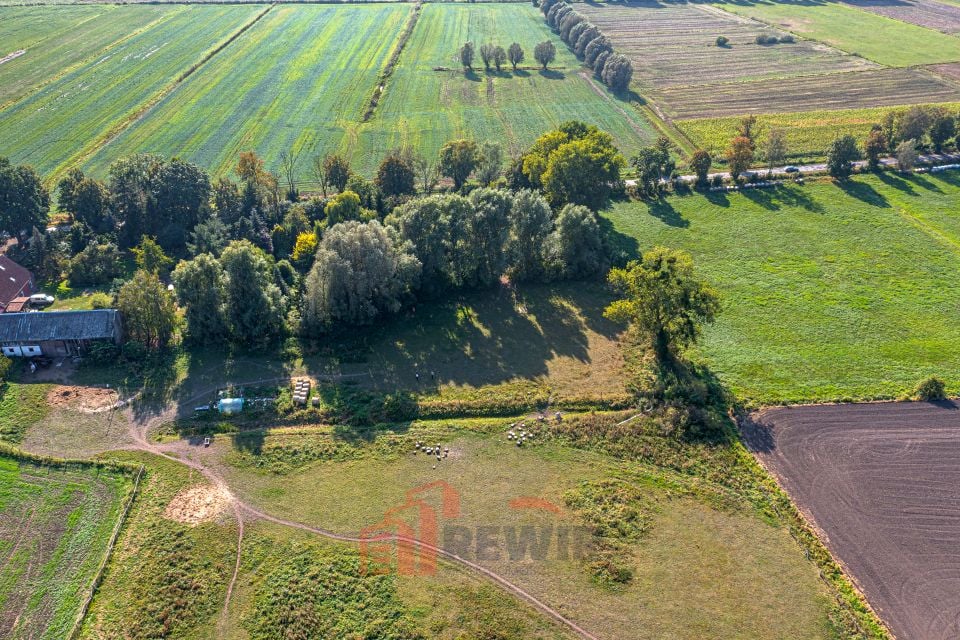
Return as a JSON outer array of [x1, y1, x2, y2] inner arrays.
[[0, 309, 120, 343], [4, 297, 29, 313], [0, 256, 33, 307]]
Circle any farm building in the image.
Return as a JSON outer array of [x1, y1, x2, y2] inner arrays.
[[0, 309, 122, 358], [0, 256, 35, 312]]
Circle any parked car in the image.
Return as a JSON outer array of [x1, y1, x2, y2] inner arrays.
[[784, 166, 800, 173], [28, 293, 55, 309]]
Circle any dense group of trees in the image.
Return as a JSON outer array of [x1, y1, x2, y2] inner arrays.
[[1, 116, 630, 352], [539, 0, 633, 92]]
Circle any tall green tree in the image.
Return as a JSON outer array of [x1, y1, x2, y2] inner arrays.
[[507, 189, 552, 281], [172, 253, 228, 344], [0, 157, 49, 239], [864, 125, 888, 170], [301, 220, 420, 333], [323, 154, 352, 193], [604, 247, 720, 362], [460, 41, 476, 71], [132, 236, 174, 277], [690, 150, 712, 188], [725, 136, 754, 180], [508, 42, 525, 70], [544, 204, 605, 280], [534, 41, 556, 70], [827, 135, 861, 180], [600, 54, 632, 91], [439, 139, 481, 191], [376, 148, 417, 198], [117, 270, 176, 350], [763, 128, 788, 171], [220, 240, 285, 345]]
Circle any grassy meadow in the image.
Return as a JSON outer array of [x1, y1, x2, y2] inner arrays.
[[715, 0, 960, 66], [211, 421, 838, 639], [605, 172, 960, 404], [0, 453, 129, 640], [0, 4, 264, 179], [84, 4, 411, 182], [353, 3, 655, 174]]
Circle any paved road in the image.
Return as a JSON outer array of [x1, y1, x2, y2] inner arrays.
[[628, 151, 960, 186]]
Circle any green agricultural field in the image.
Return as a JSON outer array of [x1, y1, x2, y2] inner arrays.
[[605, 173, 960, 404], [0, 4, 264, 179], [84, 4, 410, 183], [0, 5, 173, 108], [353, 2, 655, 175], [715, 0, 960, 66], [678, 101, 960, 161], [0, 453, 130, 639]]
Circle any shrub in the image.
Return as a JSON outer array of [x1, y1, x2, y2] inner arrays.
[[89, 292, 113, 309], [715, 35, 729, 47], [755, 34, 778, 45], [780, 34, 795, 43], [914, 376, 946, 401]]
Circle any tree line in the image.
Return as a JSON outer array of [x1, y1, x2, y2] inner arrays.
[[539, 0, 633, 92]]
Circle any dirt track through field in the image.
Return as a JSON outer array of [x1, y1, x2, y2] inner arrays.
[[120, 368, 598, 640], [743, 401, 960, 640]]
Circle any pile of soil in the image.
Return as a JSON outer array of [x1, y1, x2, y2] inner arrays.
[[163, 484, 232, 526], [47, 385, 118, 411]]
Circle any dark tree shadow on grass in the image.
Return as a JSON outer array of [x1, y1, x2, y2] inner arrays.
[[463, 69, 482, 82], [513, 69, 531, 78], [705, 190, 730, 207], [598, 215, 641, 264], [908, 172, 945, 194], [838, 179, 890, 207], [648, 198, 689, 227], [539, 69, 565, 80], [876, 170, 917, 196]]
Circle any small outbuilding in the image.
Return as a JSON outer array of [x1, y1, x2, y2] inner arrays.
[[0, 256, 35, 312], [0, 309, 122, 358]]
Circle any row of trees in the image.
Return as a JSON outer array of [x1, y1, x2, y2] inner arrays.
[[540, 0, 633, 92], [458, 41, 530, 72]]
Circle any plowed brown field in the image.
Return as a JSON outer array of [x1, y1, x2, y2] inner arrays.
[[744, 401, 960, 640]]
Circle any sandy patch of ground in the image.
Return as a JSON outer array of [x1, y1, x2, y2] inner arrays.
[[46, 385, 118, 411], [163, 484, 232, 526]]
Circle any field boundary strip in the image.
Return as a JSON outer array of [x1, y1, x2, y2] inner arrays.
[[0, 7, 185, 113], [67, 464, 146, 640], [47, 2, 276, 184], [361, 0, 422, 122]]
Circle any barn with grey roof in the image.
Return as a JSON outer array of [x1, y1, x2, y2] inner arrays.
[[0, 309, 122, 358]]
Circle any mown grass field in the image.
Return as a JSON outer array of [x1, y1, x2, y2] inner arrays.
[[0, 4, 264, 179], [678, 101, 960, 161], [84, 4, 410, 182], [214, 421, 838, 639], [605, 173, 960, 404], [715, 0, 960, 66], [351, 2, 656, 173], [0, 453, 129, 639], [0, 5, 173, 108]]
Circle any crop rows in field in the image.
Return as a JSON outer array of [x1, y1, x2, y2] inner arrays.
[[0, 455, 128, 639], [715, 0, 960, 67], [351, 3, 654, 174], [577, 2, 876, 89], [658, 67, 960, 119], [677, 102, 960, 161], [842, 0, 960, 33], [0, 4, 172, 108], [85, 4, 410, 181], [0, 4, 265, 178]]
